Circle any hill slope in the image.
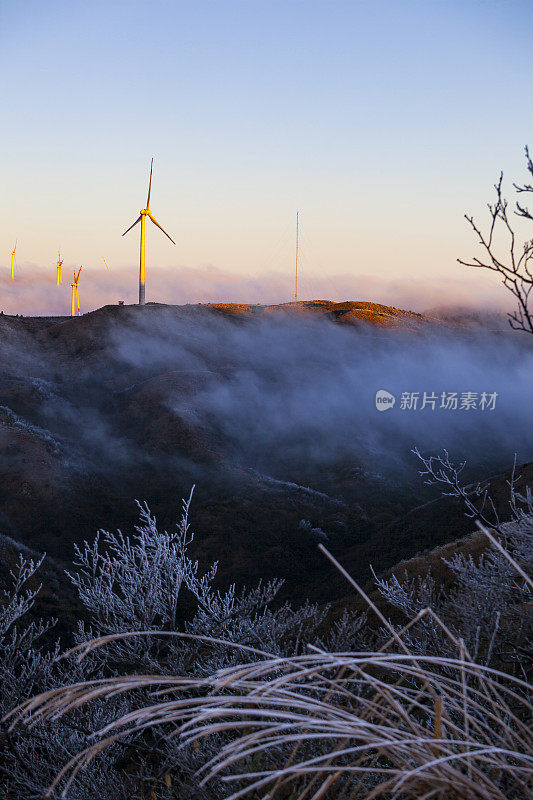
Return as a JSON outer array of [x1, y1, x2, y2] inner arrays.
[[0, 301, 530, 605]]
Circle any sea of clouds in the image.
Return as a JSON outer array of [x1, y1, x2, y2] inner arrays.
[[0, 264, 510, 318]]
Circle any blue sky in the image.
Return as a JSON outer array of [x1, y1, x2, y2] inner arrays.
[[1, 0, 532, 308]]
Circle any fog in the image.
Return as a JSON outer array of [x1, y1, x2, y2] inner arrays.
[[0, 299, 531, 499], [0, 264, 509, 318], [106, 309, 533, 482]]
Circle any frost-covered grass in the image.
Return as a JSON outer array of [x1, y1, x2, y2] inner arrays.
[[1, 445, 532, 799], [2, 496, 531, 799]]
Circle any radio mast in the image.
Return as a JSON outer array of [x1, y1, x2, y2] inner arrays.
[[295, 210, 299, 301]]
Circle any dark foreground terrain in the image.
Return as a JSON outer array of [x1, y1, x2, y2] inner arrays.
[[0, 300, 531, 614]]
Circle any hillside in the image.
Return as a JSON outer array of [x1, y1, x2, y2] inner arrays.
[[0, 300, 530, 608]]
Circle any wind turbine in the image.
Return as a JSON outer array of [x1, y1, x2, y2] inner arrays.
[[10, 241, 17, 280], [122, 158, 175, 305], [102, 257, 110, 271], [71, 266, 82, 316], [57, 250, 63, 285]]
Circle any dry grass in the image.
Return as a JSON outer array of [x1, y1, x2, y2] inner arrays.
[[5, 524, 532, 799]]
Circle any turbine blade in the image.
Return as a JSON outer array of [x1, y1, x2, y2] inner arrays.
[[146, 157, 153, 208], [102, 257, 110, 270], [147, 210, 176, 244], [123, 215, 142, 236], [76, 266, 83, 282]]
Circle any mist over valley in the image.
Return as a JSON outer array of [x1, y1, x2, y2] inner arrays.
[[0, 299, 530, 605]]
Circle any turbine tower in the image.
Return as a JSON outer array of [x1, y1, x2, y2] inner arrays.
[[122, 158, 175, 305], [10, 241, 17, 280], [57, 250, 63, 285], [71, 266, 82, 317]]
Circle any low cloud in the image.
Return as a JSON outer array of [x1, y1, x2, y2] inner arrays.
[[1, 297, 530, 494], [108, 309, 533, 480], [1, 265, 510, 318]]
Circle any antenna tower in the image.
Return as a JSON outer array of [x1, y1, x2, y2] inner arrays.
[[295, 211, 299, 301]]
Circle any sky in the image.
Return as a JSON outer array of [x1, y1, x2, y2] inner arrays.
[[1, 0, 532, 313]]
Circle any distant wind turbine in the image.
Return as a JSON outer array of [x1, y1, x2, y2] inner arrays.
[[122, 158, 175, 305], [10, 241, 17, 280], [102, 257, 110, 271], [57, 250, 63, 285], [71, 266, 82, 316]]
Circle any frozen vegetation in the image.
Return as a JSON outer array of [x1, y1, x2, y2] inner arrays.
[[0, 464, 531, 800]]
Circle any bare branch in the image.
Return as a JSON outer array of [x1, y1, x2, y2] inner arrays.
[[458, 148, 533, 335]]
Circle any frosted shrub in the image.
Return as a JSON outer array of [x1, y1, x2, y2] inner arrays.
[[0, 554, 135, 799], [68, 489, 330, 674], [383, 450, 533, 668], [375, 518, 533, 667], [0, 552, 56, 712], [0, 490, 341, 799]]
